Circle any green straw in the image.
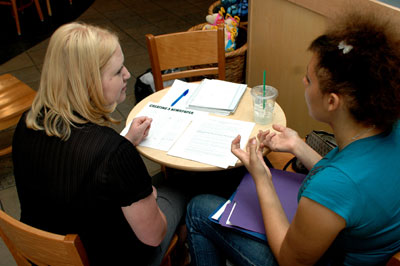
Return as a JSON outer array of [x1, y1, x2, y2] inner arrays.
[[263, 70, 266, 109]]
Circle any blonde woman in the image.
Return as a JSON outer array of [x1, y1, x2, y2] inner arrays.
[[12, 22, 185, 266]]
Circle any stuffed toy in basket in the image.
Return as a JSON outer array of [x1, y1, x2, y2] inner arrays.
[[203, 7, 240, 52]]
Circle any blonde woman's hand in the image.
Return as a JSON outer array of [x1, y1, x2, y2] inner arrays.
[[258, 124, 301, 154], [125, 116, 152, 146], [231, 135, 271, 181]]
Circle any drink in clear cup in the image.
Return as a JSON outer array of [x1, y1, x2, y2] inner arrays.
[[251, 85, 278, 125]]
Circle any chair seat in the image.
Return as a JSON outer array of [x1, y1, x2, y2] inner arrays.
[[0, 74, 36, 156]]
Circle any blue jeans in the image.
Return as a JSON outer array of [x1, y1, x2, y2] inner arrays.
[[186, 194, 278, 266]]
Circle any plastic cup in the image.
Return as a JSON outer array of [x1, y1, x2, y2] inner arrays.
[[250, 85, 278, 125]]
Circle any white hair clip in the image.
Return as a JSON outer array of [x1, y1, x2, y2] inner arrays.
[[338, 41, 353, 54]]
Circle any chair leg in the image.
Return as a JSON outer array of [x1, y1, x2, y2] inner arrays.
[[33, 0, 44, 21], [160, 234, 178, 266], [10, 0, 21, 35], [46, 0, 52, 16]]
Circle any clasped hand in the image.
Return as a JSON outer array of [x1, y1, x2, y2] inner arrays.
[[124, 116, 152, 146], [231, 134, 271, 181], [257, 124, 300, 153], [231, 124, 300, 181]]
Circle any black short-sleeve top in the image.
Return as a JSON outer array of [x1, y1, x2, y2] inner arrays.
[[12, 114, 154, 265]]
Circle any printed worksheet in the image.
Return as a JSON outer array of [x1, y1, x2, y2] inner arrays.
[[167, 116, 255, 168], [121, 102, 206, 151]]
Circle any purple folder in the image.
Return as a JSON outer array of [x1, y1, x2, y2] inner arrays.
[[218, 195, 268, 241], [226, 169, 306, 235]]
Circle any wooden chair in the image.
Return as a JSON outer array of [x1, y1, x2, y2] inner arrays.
[[266, 150, 296, 172], [0, 0, 46, 35], [45, 0, 73, 17], [145, 26, 226, 91], [0, 210, 178, 266], [0, 207, 180, 266], [387, 252, 400, 266], [160, 233, 178, 266], [0, 209, 90, 266], [0, 74, 36, 157]]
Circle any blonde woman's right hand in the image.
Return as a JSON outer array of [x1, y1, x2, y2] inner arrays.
[[125, 116, 152, 146]]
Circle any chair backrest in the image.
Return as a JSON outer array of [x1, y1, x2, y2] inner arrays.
[[146, 26, 226, 91], [0, 210, 89, 266]]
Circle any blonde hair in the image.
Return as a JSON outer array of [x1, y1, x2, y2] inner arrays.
[[27, 22, 120, 140]]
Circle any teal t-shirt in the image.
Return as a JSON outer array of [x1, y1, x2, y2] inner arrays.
[[298, 123, 400, 265]]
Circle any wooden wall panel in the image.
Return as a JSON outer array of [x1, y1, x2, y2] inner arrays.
[[247, 0, 329, 137], [246, 0, 400, 137]]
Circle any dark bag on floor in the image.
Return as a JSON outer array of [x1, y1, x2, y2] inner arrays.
[[134, 68, 155, 104], [134, 68, 186, 104], [284, 130, 337, 174]]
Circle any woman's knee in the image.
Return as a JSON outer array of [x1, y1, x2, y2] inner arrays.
[[186, 194, 226, 230]]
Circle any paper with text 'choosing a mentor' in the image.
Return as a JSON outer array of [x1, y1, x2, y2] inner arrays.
[[121, 102, 255, 168]]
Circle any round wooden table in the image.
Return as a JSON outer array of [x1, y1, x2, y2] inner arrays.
[[126, 86, 287, 171]]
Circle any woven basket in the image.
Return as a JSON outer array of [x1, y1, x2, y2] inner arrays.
[[208, 0, 221, 15], [187, 23, 247, 84]]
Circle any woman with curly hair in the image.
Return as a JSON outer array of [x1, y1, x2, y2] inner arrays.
[[186, 11, 400, 265]]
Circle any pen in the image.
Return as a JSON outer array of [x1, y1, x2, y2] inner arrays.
[[171, 89, 189, 107]]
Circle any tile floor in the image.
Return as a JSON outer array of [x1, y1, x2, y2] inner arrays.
[[0, 0, 215, 264]]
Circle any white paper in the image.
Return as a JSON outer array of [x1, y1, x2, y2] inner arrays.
[[225, 202, 237, 225], [121, 102, 206, 151], [167, 116, 255, 168], [211, 199, 231, 221], [159, 80, 201, 109]]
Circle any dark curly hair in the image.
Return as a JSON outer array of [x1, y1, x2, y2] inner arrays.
[[308, 12, 400, 132]]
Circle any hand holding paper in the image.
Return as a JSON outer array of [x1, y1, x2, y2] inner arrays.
[[121, 102, 206, 151], [123, 116, 152, 146]]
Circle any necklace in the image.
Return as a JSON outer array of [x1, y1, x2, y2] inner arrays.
[[351, 126, 375, 140]]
